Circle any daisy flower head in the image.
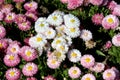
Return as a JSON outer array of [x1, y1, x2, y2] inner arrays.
[[1, 4, 13, 14], [46, 13, 63, 26], [103, 69, 116, 80], [0, 39, 8, 50], [64, 14, 80, 28], [44, 75, 56, 80], [13, 0, 25, 3], [107, 1, 117, 11], [4, 54, 20, 67], [64, 26, 80, 38], [80, 54, 95, 68], [25, 11, 38, 21], [0, 11, 4, 21], [5, 68, 20, 80], [80, 29, 93, 41], [44, 28, 56, 39], [19, 46, 37, 61], [81, 73, 96, 80], [112, 5, 120, 17], [15, 14, 26, 24], [56, 44, 69, 53], [4, 12, 16, 23], [24, 1, 38, 12], [67, 0, 84, 10], [47, 57, 61, 69], [89, 0, 103, 6], [112, 34, 120, 46], [18, 20, 31, 31], [92, 13, 104, 25], [35, 17, 47, 24], [0, 25, 6, 39], [68, 66, 81, 79], [22, 62, 38, 76], [102, 14, 119, 30], [68, 49, 81, 63], [26, 77, 37, 80]]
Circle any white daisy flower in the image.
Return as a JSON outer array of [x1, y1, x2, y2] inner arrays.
[[47, 14, 63, 26], [64, 26, 80, 38], [35, 17, 46, 24], [56, 44, 69, 54], [45, 28, 56, 39], [68, 49, 81, 63], [52, 10, 65, 16], [64, 14, 80, 28], [80, 29, 93, 41], [35, 21, 49, 33]]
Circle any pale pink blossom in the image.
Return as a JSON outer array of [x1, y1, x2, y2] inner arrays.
[[112, 34, 120, 46], [107, 1, 117, 11], [15, 14, 26, 24], [1, 4, 13, 14], [112, 5, 120, 16], [81, 73, 96, 80], [89, 0, 103, 6], [4, 13, 16, 23], [44, 75, 56, 80], [0, 25, 6, 39]]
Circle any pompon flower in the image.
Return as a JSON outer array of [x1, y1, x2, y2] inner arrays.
[[80, 54, 95, 68], [92, 13, 104, 25], [4, 13, 16, 23], [0, 11, 4, 21], [67, 0, 84, 10], [25, 11, 38, 21], [26, 77, 37, 80], [102, 14, 119, 30], [68, 66, 81, 79], [5, 68, 20, 80], [89, 0, 103, 6], [112, 34, 120, 46], [90, 62, 105, 73], [60, 0, 68, 3], [0, 39, 8, 50], [29, 34, 47, 48], [46, 13, 63, 26], [44, 28, 56, 39], [81, 73, 96, 80], [107, 1, 117, 11], [24, 1, 38, 12], [18, 20, 31, 31], [68, 49, 81, 63], [19, 46, 37, 61], [22, 62, 38, 76], [44, 75, 56, 80], [103, 69, 116, 80], [64, 14, 80, 28], [15, 14, 26, 24], [80, 29, 92, 41], [6, 42, 20, 54], [13, 0, 25, 3], [4, 54, 20, 67], [112, 5, 120, 16], [0, 25, 6, 39], [0, 0, 4, 4], [47, 58, 61, 69], [1, 4, 13, 14]]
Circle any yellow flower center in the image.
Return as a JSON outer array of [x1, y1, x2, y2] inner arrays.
[[85, 58, 91, 63], [51, 59, 56, 64], [84, 32, 88, 36], [11, 48, 16, 53], [106, 72, 112, 77], [10, 71, 15, 76], [8, 15, 12, 19], [85, 77, 91, 80], [22, 22, 26, 26], [55, 52, 62, 57], [47, 31, 52, 35], [72, 70, 77, 74], [52, 16, 57, 21], [56, 40, 61, 44], [57, 33, 62, 37], [60, 46, 65, 51], [9, 55, 14, 60], [70, 28, 75, 32], [107, 18, 114, 24], [27, 66, 33, 71], [26, 51, 32, 57], [0, 43, 2, 48], [71, 52, 77, 58], [39, 23, 44, 27], [60, 27, 64, 31], [29, 3, 33, 7], [36, 37, 42, 42], [70, 19, 75, 23]]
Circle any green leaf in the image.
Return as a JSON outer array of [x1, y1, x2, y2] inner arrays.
[[96, 50, 106, 56]]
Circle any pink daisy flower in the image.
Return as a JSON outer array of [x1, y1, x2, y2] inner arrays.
[[92, 13, 104, 25], [1, 4, 13, 14], [0, 11, 4, 21], [5, 68, 21, 80], [68, 66, 81, 79], [112, 34, 120, 46], [47, 58, 61, 69], [24, 1, 38, 12], [22, 62, 38, 76], [4, 12, 16, 23], [18, 20, 31, 31], [0, 0, 4, 4], [4, 54, 20, 67], [60, 0, 68, 3], [13, 0, 25, 3], [25, 11, 38, 21], [26, 77, 37, 80], [102, 14, 119, 30], [6, 42, 20, 55], [89, 0, 103, 6], [111, 67, 120, 80], [107, 1, 117, 11], [112, 5, 120, 16], [0, 25, 6, 39], [15, 14, 26, 24], [44, 75, 56, 80], [0, 39, 8, 50], [103, 69, 116, 80], [80, 54, 95, 68], [67, 0, 84, 10], [81, 73, 96, 80], [19, 46, 37, 62]]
